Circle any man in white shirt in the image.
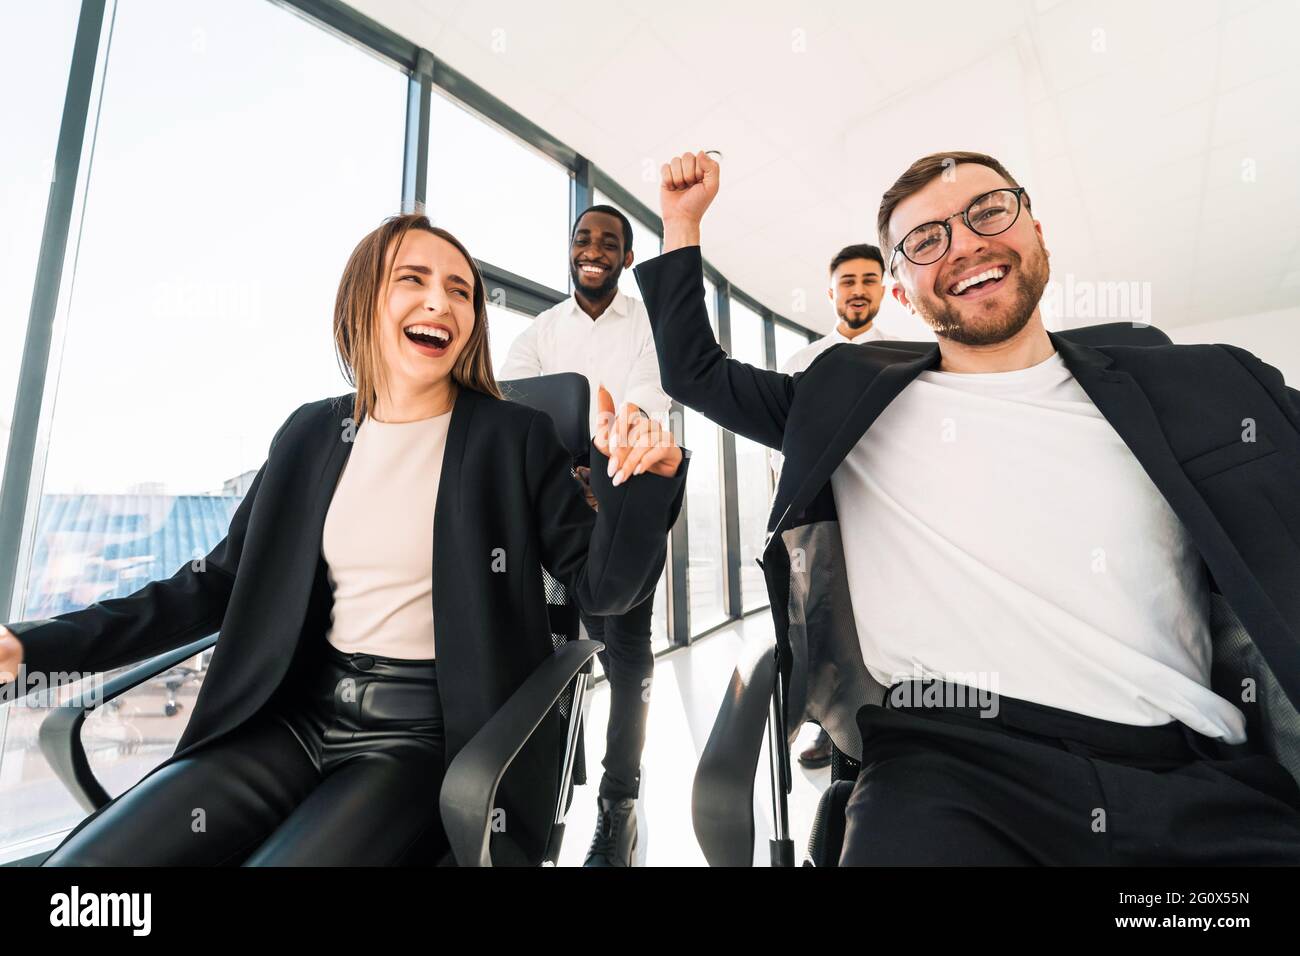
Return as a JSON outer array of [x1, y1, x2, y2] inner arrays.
[[499, 205, 669, 866], [773, 245, 889, 480], [782, 243, 889, 378], [777, 244, 888, 771], [634, 148, 1300, 864]]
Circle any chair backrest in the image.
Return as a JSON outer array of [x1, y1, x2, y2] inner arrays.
[[1209, 593, 1300, 784], [499, 372, 591, 718], [1052, 321, 1171, 348], [501, 372, 592, 461]]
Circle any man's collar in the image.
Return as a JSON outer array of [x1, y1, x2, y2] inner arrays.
[[569, 287, 629, 320], [834, 322, 879, 344]]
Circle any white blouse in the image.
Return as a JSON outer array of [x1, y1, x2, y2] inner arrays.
[[321, 409, 452, 660]]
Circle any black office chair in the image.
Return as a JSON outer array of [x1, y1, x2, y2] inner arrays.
[[692, 322, 1300, 866], [439, 372, 600, 866], [35, 373, 601, 867]]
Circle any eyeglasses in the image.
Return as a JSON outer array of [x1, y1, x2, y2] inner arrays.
[[889, 187, 1029, 274]]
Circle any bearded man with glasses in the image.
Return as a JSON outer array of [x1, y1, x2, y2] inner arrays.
[[632, 148, 1300, 864]]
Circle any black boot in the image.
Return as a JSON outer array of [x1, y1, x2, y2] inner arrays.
[[584, 797, 638, 867]]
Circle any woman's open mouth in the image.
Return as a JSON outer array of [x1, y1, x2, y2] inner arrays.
[[947, 264, 1010, 300], [404, 323, 453, 358]]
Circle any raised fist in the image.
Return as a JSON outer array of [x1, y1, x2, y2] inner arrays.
[[659, 150, 720, 229]]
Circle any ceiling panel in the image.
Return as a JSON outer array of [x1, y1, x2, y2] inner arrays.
[[350, 0, 1299, 332]]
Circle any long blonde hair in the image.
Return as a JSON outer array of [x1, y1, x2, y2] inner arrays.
[[333, 213, 501, 424]]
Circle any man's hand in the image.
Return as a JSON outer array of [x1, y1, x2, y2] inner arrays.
[[592, 384, 683, 485], [660, 150, 720, 252], [0, 625, 23, 687]]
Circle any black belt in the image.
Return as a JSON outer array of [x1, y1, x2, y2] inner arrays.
[[323, 641, 438, 681], [882, 678, 1242, 763]]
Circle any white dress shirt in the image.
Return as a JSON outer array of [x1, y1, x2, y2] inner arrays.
[[782, 322, 886, 376], [499, 289, 670, 432], [829, 350, 1246, 741]]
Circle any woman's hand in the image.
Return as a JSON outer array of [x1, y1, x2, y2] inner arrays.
[[0, 626, 22, 686], [592, 385, 683, 486]]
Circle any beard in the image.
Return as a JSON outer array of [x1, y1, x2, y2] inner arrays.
[[911, 239, 1050, 347], [838, 299, 880, 329], [571, 261, 622, 301]]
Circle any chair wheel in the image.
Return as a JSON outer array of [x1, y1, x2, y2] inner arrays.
[[164, 702, 181, 717]]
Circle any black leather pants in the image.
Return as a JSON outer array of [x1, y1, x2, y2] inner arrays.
[[43, 644, 448, 866]]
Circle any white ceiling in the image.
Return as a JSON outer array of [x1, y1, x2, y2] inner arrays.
[[350, 0, 1300, 334]]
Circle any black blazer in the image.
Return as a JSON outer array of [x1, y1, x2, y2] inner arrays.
[[635, 245, 1300, 763], [6, 385, 688, 865]]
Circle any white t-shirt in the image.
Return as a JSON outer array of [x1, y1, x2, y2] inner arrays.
[[322, 409, 452, 660], [828, 350, 1246, 741], [499, 289, 669, 433]]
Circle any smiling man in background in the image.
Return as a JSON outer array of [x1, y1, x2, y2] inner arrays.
[[500, 204, 668, 866], [783, 243, 890, 377]]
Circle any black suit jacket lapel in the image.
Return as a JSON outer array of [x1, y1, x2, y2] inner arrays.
[[1050, 333, 1243, 585], [431, 387, 483, 755], [289, 397, 355, 644], [1050, 332, 1197, 517]]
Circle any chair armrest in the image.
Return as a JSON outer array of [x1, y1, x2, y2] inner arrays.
[[440, 638, 603, 867], [691, 631, 778, 867], [37, 634, 218, 813]]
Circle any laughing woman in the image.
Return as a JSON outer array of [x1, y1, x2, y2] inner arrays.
[[0, 213, 687, 866]]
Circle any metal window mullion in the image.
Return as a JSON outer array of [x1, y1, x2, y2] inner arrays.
[[0, 0, 111, 620], [763, 310, 777, 370], [431, 58, 578, 172], [762, 311, 778, 501], [272, 0, 419, 71], [401, 49, 432, 213], [715, 284, 743, 620], [774, 314, 819, 340], [571, 155, 593, 232], [477, 261, 565, 317], [668, 399, 691, 646]]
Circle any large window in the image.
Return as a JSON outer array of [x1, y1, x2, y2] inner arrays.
[[0, 0, 82, 495], [685, 278, 726, 633], [0, 0, 406, 862], [486, 302, 535, 378], [427, 92, 571, 291], [728, 299, 772, 613], [774, 323, 813, 371]]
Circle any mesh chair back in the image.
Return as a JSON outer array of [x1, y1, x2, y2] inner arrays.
[[500, 373, 591, 730]]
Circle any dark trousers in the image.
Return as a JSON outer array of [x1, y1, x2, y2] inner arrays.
[[579, 583, 657, 801], [840, 680, 1300, 865], [44, 644, 448, 866]]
